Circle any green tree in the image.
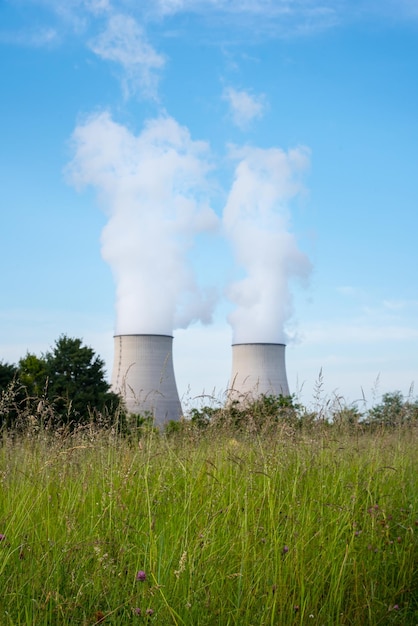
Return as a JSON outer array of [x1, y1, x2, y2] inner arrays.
[[0, 361, 18, 391], [18, 353, 48, 398], [1, 339, 124, 430], [44, 335, 121, 426], [366, 391, 418, 427]]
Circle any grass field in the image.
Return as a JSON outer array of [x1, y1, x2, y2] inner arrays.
[[0, 420, 417, 625]]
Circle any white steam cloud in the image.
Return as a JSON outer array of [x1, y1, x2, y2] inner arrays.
[[67, 111, 219, 335], [223, 144, 312, 344]]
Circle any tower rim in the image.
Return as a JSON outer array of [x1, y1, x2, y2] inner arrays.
[[113, 333, 174, 339], [231, 342, 286, 347]]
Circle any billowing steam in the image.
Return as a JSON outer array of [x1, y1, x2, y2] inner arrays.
[[223, 144, 312, 344], [67, 113, 311, 346], [67, 112, 218, 335]]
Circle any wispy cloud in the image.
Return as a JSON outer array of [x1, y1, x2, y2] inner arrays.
[[222, 87, 267, 129], [150, 0, 418, 18], [85, 0, 112, 14], [305, 298, 418, 344], [150, 0, 340, 37], [149, 0, 418, 38], [0, 26, 59, 47], [336, 285, 359, 297], [89, 14, 166, 99], [4, 0, 417, 61], [305, 321, 418, 345], [383, 299, 408, 311]]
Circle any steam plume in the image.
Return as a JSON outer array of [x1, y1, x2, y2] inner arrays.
[[67, 112, 218, 335], [223, 144, 312, 344]]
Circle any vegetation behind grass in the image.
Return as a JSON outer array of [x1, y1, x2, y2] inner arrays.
[[0, 414, 417, 625]]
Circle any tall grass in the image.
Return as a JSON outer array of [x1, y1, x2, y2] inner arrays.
[[0, 423, 417, 625]]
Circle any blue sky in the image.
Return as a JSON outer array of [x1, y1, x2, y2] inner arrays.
[[1, 0, 417, 411]]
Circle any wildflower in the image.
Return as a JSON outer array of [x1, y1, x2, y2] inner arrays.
[[282, 545, 289, 554], [294, 605, 300, 612], [146, 608, 154, 616], [393, 604, 399, 610], [174, 551, 187, 578], [0, 534, 5, 541], [136, 570, 146, 582], [133, 608, 141, 616]]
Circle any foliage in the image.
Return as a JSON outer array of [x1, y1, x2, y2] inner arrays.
[[0, 336, 123, 430], [43, 335, 121, 426], [0, 362, 23, 430], [187, 393, 316, 435], [332, 404, 363, 431], [366, 391, 418, 427], [18, 352, 48, 398], [0, 361, 18, 390]]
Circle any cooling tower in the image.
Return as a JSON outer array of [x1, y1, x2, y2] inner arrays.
[[228, 343, 290, 402], [111, 334, 182, 426]]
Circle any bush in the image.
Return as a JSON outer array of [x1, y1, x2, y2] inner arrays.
[[365, 391, 418, 428]]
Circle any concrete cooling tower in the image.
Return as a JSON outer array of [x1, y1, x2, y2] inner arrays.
[[228, 343, 290, 402], [111, 334, 182, 426]]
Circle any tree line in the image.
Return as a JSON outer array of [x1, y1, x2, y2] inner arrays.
[[1, 335, 417, 432], [0, 335, 121, 430]]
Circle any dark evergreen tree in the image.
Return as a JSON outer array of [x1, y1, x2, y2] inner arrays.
[[0, 361, 18, 391], [1, 337, 123, 430], [44, 335, 121, 426]]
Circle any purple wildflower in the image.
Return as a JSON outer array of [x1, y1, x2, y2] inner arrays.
[[0, 534, 5, 541], [133, 608, 141, 616], [136, 570, 146, 582], [146, 608, 154, 616], [393, 604, 399, 610], [282, 545, 289, 554]]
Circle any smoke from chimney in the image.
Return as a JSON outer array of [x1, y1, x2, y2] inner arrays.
[[223, 144, 311, 345], [67, 113, 311, 412], [223, 145, 311, 399], [67, 111, 218, 335]]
